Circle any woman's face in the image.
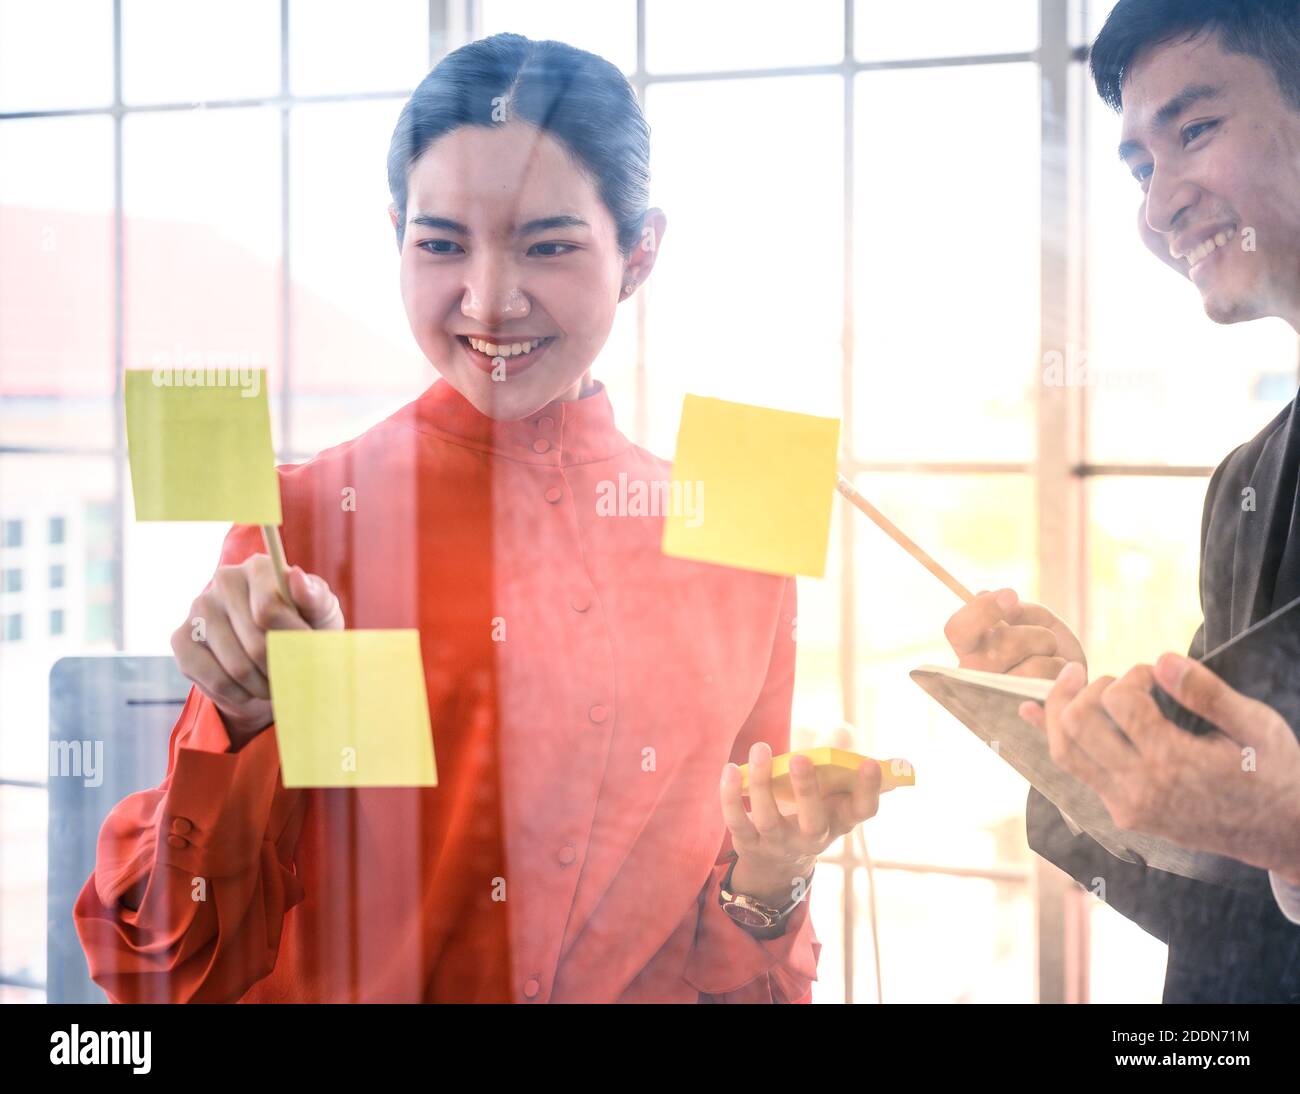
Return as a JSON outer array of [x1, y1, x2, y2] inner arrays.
[[390, 121, 661, 420]]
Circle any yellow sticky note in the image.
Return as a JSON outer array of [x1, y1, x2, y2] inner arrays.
[[738, 748, 914, 816], [661, 395, 840, 577], [125, 370, 281, 523], [266, 629, 438, 789]]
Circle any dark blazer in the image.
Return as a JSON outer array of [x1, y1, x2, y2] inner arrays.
[[1027, 396, 1300, 1002]]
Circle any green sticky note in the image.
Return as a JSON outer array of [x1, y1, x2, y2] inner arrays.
[[266, 629, 438, 789], [125, 370, 281, 523], [661, 395, 840, 578]]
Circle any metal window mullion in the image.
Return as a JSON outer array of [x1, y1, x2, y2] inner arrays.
[[0, 88, 418, 123], [1035, 0, 1087, 1006], [838, 0, 857, 1007], [111, 0, 125, 651], [639, 52, 1035, 86], [632, 0, 648, 448], [280, 0, 292, 455], [868, 860, 1032, 883], [429, 0, 445, 65], [0, 52, 1050, 127], [1072, 4, 1100, 1004]]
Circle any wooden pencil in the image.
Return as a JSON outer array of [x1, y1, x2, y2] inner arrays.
[[835, 474, 974, 603], [260, 524, 294, 605]]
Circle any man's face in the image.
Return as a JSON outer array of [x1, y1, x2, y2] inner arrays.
[[390, 121, 636, 420], [1119, 31, 1300, 325]]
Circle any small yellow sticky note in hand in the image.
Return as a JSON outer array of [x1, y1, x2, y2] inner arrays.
[[739, 748, 914, 816], [266, 629, 437, 789], [662, 395, 840, 577], [125, 370, 281, 523]]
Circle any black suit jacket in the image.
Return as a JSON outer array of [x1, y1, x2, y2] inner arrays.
[[1027, 396, 1300, 1002]]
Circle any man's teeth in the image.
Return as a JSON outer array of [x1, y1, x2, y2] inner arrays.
[[1186, 227, 1235, 268], [467, 336, 548, 357]]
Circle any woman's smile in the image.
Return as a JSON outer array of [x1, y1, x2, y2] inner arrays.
[[456, 333, 558, 379]]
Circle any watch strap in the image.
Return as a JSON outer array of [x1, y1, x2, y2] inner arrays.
[[718, 851, 806, 929]]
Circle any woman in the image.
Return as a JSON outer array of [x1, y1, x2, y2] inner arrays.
[[74, 32, 883, 1003]]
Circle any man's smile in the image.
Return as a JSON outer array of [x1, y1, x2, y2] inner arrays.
[[1170, 222, 1237, 268]]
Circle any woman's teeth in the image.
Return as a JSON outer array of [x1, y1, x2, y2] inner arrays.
[[466, 336, 549, 357], [1187, 227, 1235, 268]]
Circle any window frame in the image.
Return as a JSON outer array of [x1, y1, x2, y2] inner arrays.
[[7, 0, 1294, 1003]]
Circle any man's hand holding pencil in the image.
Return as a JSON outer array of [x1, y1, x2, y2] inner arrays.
[[833, 476, 1085, 683], [944, 588, 1086, 681]]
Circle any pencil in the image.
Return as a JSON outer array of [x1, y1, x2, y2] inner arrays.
[[835, 474, 974, 604], [260, 524, 294, 606]]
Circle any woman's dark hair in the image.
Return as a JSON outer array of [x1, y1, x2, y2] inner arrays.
[[1091, 0, 1300, 112], [386, 32, 650, 256]]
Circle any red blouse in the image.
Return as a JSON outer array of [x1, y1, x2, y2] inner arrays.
[[74, 378, 820, 1002]]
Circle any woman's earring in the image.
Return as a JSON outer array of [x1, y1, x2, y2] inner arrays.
[[623, 279, 637, 296]]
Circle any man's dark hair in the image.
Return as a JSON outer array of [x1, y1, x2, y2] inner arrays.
[[1091, 0, 1300, 112]]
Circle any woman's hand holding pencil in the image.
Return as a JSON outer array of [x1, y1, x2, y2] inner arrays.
[[171, 554, 344, 748]]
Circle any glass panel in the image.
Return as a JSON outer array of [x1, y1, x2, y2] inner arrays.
[[0, 784, 46, 989], [122, 107, 284, 439], [1089, 896, 1167, 1002], [855, 867, 1034, 1001], [122, 0, 281, 105], [123, 520, 228, 652], [647, 0, 843, 74], [642, 76, 843, 459], [793, 497, 844, 740], [1084, 476, 1207, 677], [0, 0, 114, 112], [291, 0, 430, 96], [807, 859, 845, 1003], [0, 455, 115, 783], [855, 0, 1038, 61], [852, 473, 1037, 868], [481, 0, 637, 77], [1087, 0, 1120, 40], [853, 64, 1039, 462], [1084, 85, 1298, 465], [288, 99, 431, 455], [591, 287, 638, 444], [0, 115, 116, 449]]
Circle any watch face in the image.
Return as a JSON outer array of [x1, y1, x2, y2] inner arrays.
[[722, 901, 772, 929]]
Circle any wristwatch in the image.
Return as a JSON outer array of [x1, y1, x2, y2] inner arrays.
[[717, 850, 809, 934]]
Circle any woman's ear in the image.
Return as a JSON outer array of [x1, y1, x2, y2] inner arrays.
[[622, 208, 667, 295]]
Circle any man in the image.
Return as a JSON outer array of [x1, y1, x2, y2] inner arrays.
[[944, 0, 1300, 1002]]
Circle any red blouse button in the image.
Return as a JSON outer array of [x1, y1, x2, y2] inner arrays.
[[165, 834, 188, 849], [170, 817, 193, 835], [544, 486, 563, 504], [570, 593, 591, 612], [537, 416, 555, 431], [588, 705, 608, 724], [532, 438, 551, 454], [557, 845, 577, 865], [523, 977, 541, 999]]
